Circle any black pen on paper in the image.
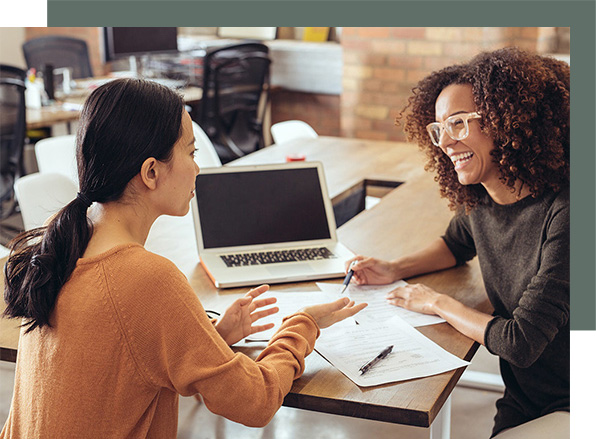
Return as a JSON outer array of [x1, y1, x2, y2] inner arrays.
[[359, 345, 393, 375]]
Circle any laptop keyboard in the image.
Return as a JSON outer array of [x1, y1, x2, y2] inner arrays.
[[220, 247, 336, 267]]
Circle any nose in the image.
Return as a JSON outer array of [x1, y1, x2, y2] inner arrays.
[[194, 160, 200, 176], [438, 127, 456, 152]]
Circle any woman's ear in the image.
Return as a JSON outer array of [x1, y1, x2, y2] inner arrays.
[[139, 157, 159, 190]]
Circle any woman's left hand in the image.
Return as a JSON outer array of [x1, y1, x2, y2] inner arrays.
[[215, 284, 279, 345], [386, 283, 442, 315]]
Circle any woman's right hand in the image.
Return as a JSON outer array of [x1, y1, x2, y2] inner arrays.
[[301, 297, 367, 329], [346, 255, 398, 285]]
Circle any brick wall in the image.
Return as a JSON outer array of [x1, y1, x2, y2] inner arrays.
[[24, 28, 105, 76], [270, 90, 341, 138], [340, 27, 555, 142]]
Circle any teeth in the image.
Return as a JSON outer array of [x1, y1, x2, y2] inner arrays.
[[451, 152, 474, 163]]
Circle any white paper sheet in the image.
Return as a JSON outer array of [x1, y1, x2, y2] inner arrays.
[[314, 315, 469, 387], [316, 281, 445, 327], [244, 290, 341, 342]]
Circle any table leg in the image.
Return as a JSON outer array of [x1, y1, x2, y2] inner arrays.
[[429, 395, 451, 439]]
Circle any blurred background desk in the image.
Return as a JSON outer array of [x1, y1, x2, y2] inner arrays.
[[26, 80, 202, 130], [1, 136, 490, 439]]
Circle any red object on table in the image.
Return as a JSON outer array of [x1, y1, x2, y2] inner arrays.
[[286, 154, 306, 162]]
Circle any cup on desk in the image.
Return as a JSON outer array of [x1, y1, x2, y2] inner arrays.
[[286, 154, 306, 162]]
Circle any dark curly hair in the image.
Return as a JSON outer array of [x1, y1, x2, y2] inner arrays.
[[398, 47, 570, 210]]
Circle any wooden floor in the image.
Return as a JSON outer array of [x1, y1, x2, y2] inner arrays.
[[0, 347, 501, 438]]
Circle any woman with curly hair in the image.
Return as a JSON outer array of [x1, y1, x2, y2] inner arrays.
[[347, 47, 569, 438]]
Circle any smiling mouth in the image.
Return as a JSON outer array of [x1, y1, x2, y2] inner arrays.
[[451, 152, 474, 167]]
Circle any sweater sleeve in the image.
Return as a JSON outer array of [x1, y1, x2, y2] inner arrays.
[[442, 211, 477, 266], [484, 200, 570, 368], [104, 253, 319, 427]]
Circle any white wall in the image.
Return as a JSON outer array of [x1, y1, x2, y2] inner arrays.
[[0, 28, 26, 69]]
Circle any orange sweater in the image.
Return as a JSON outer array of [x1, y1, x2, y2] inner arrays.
[[1, 244, 319, 438]]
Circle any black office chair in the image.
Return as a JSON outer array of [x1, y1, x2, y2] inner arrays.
[[22, 36, 93, 79], [0, 64, 26, 82], [0, 65, 27, 221], [198, 43, 271, 164]]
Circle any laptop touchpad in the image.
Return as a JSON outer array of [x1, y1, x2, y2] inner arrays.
[[266, 264, 314, 276]]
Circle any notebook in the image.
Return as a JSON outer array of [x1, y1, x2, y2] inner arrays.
[[190, 162, 355, 288]]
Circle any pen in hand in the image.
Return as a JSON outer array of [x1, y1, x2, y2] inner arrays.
[[340, 260, 357, 295], [340, 260, 360, 325], [359, 345, 393, 375]]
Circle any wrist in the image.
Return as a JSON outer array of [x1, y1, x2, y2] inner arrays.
[[214, 322, 229, 341], [391, 261, 401, 281], [429, 293, 450, 316], [390, 258, 408, 281]]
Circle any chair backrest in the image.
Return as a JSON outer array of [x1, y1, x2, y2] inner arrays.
[[0, 64, 26, 82], [34, 134, 78, 186], [14, 172, 78, 230], [191, 121, 222, 168], [0, 243, 9, 259], [271, 120, 318, 145], [0, 66, 27, 220], [22, 36, 93, 79], [199, 43, 271, 164]]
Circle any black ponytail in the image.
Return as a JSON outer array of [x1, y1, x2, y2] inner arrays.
[[4, 195, 92, 332], [3, 79, 184, 332]]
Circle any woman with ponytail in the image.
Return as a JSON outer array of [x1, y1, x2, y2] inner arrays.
[[1, 78, 365, 438]]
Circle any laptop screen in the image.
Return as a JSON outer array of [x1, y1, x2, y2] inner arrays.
[[195, 166, 332, 249]]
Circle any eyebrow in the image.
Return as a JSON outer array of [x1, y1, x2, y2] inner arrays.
[[188, 137, 196, 147], [448, 110, 472, 118], [436, 109, 472, 122]]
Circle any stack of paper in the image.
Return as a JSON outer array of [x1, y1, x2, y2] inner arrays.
[[314, 315, 469, 387], [241, 282, 467, 388]]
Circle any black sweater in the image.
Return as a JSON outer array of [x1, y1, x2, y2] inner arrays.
[[442, 187, 569, 434]]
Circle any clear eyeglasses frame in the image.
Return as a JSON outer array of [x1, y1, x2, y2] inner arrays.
[[426, 112, 481, 147]]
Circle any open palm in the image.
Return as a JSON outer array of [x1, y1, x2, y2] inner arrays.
[[215, 285, 279, 345]]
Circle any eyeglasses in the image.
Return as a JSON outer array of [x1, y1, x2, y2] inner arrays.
[[426, 112, 481, 147]]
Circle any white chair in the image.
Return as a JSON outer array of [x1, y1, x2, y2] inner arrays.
[[270, 120, 318, 145], [34, 134, 78, 186], [0, 244, 10, 259], [192, 122, 222, 168], [14, 173, 78, 230]]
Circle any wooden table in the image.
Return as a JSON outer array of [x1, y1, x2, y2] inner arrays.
[[0, 137, 491, 438], [26, 78, 202, 130]]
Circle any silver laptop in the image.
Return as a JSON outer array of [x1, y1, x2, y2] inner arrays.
[[191, 162, 355, 288]]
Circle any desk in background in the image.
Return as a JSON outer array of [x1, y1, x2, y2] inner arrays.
[[0, 137, 491, 439], [26, 78, 202, 130]]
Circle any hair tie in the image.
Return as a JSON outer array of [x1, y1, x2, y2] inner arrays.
[[76, 192, 93, 208]]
